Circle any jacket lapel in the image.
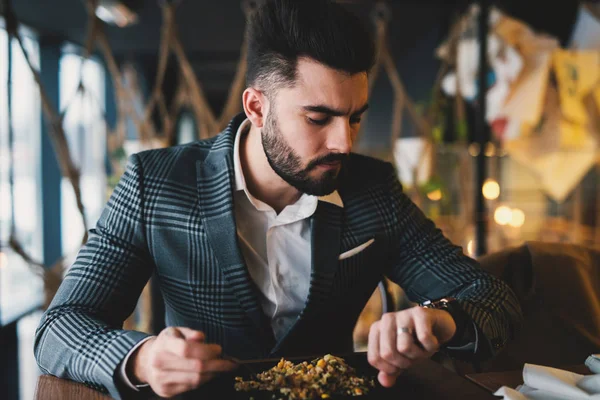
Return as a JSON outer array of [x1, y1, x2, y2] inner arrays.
[[195, 123, 267, 336], [269, 199, 343, 355], [304, 200, 343, 315]]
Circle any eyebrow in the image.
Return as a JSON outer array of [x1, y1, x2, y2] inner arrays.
[[302, 103, 369, 117]]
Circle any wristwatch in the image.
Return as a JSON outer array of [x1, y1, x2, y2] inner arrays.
[[421, 297, 456, 311], [420, 297, 472, 347]]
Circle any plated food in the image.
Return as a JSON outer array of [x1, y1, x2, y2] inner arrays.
[[234, 354, 375, 399]]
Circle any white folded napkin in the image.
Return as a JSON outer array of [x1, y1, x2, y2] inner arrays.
[[587, 355, 600, 374], [494, 363, 600, 400]]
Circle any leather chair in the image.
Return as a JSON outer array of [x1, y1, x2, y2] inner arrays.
[[475, 241, 600, 372]]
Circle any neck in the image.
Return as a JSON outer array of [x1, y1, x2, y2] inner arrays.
[[240, 123, 303, 214]]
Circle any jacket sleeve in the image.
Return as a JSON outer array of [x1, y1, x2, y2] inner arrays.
[[34, 154, 154, 398], [382, 163, 523, 361]]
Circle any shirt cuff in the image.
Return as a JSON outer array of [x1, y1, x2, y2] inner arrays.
[[119, 336, 155, 391]]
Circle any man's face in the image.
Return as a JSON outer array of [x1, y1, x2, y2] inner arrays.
[[261, 58, 369, 196]]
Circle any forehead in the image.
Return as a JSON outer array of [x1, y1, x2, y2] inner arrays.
[[278, 57, 368, 112]]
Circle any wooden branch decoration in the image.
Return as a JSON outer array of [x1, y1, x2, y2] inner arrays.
[[141, 2, 176, 142], [170, 30, 217, 138]]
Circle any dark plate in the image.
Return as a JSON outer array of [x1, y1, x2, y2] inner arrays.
[[178, 353, 390, 399], [175, 356, 498, 400]]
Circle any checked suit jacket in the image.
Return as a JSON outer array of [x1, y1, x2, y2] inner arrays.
[[34, 113, 522, 398]]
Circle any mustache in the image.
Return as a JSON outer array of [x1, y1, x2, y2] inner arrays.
[[306, 153, 349, 171]]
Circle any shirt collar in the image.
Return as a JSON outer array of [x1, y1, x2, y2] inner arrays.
[[233, 118, 344, 209]]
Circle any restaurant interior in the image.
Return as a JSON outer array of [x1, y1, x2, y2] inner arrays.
[[1, 0, 600, 399]]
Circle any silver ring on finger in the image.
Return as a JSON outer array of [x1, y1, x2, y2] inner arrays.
[[397, 327, 413, 335]]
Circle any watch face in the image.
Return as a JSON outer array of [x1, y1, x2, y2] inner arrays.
[[422, 297, 456, 309], [422, 300, 433, 307]]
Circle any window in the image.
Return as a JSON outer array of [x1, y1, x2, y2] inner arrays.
[[0, 21, 44, 326], [59, 52, 107, 260]]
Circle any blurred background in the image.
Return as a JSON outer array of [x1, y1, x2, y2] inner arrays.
[[1, 0, 599, 398]]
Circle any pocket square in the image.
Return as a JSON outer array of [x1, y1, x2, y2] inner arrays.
[[338, 239, 375, 260]]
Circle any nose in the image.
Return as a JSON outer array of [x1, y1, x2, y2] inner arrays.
[[327, 119, 353, 154]]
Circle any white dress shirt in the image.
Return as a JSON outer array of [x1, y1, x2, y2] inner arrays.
[[120, 118, 343, 390]]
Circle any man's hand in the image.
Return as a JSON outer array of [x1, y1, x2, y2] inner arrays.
[[367, 307, 457, 388], [128, 327, 238, 397]]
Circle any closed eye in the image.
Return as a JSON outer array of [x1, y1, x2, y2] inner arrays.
[[308, 117, 330, 126], [308, 116, 362, 126]]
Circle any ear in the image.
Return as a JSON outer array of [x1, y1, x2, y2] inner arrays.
[[242, 87, 268, 128]]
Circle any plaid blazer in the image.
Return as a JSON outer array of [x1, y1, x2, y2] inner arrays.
[[34, 113, 522, 398]]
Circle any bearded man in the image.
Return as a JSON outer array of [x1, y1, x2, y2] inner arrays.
[[35, 0, 522, 398]]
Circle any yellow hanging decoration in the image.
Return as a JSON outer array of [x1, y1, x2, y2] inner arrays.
[[553, 50, 599, 125], [594, 84, 600, 115], [559, 119, 589, 148]]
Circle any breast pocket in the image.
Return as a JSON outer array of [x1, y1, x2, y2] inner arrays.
[[334, 238, 382, 296], [338, 239, 375, 260]]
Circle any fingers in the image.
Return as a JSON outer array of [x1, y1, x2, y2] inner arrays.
[[368, 308, 447, 388], [394, 308, 441, 357], [396, 328, 430, 360], [163, 327, 205, 343], [177, 328, 205, 342], [379, 312, 428, 362], [164, 326, 185, 339], [378, 314, 413, 367], [154, 351, 238, 373], [378, 371, 400, 388], [151, 371, 215, 398], [152, 352, 203, 372], [169, 339, 223, 360], [368, 321, 405, 386], [413, 311, 440, 354], [395, 328, 424, 360], [162, 327, 220, 360], [147, 327, 238, 397]]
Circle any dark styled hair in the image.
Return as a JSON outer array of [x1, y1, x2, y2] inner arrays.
[[246, 0, 376, 93]]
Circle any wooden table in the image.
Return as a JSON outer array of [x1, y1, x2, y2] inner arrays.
[[35, 376, 111, 400], [35, 358, 496, 399], [466, 364, 591, 394]]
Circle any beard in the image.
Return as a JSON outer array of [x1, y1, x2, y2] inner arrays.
[[261, 110, 347, 196]]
